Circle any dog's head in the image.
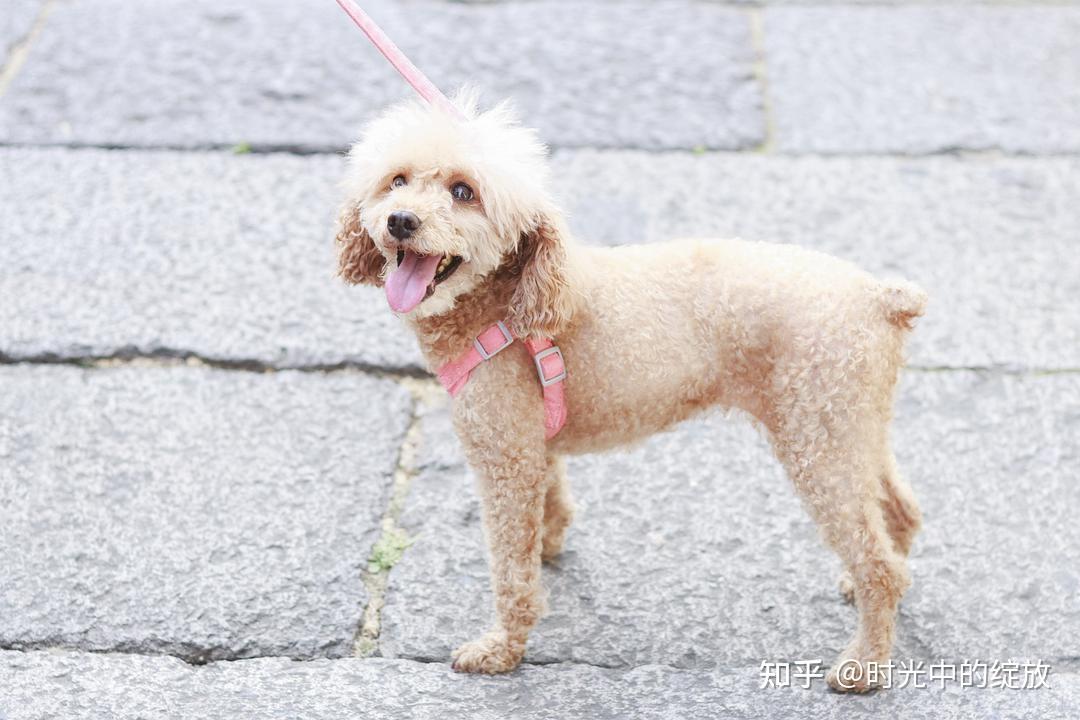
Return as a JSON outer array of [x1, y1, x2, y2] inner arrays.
[[336, 92, 575, 339]]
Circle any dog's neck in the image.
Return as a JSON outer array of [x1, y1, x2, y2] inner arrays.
[[409, 262, 518, 367]]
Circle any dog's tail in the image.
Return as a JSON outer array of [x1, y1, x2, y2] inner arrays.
[[877, 279, 927, 330]]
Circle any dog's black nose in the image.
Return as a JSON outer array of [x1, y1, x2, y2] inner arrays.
[[387, 210, 421, 240]]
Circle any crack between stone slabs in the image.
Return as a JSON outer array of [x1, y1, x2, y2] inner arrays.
[[6, 140, 1080, 163], [0, 140, 348, 157], [0, 646, 700, 674], [390, 653, 687, 672], [6, 140, 1080, 161], [5, 643, 1080, 680], [4, 352, 1079, 379], [352, 378, 443, 658], [0, 0, 55, 100], [746, 6, 777, 155], [0, 348, 430, 380], [392, 641, 1080, 674], [0, 644, 666, 674], [0, 639, 344, 667]]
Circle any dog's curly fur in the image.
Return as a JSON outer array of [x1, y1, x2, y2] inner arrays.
[[336, 92, 926, 692]]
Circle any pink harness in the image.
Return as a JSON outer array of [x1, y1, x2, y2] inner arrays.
[[437, 322, 568, 439], [335, 2, 571, 438]]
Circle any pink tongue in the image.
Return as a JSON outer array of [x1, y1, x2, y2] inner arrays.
[[385, 250, 442, 313]]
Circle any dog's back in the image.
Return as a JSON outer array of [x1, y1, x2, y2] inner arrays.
[[550, 237, 924, 453]]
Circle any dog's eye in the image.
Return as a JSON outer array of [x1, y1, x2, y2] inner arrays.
[[450, 182, 474, 202], [391, 175, 407, 189]]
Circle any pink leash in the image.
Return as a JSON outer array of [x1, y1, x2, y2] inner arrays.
[[334, 0, 463, 119], [335, 2, 568, 438]]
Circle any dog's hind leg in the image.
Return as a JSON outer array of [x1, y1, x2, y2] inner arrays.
[[839, 445, 921, 603], [878, 450, 921, 557], [771, 408, 911, 693], [826, 496, 909, 692], [541, 455, 574, 562]]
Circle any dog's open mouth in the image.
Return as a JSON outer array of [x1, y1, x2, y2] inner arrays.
[[429, 252, 463, 286], [385, 249, 463, 313]]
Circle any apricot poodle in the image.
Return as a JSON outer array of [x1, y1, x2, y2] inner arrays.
[[335, 93, 926, 692]]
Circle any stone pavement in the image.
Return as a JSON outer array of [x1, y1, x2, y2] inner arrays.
[[1, 1, 1078, 718]]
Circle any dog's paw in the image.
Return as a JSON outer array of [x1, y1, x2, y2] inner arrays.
[[540, 530, 567, 562], [451, 630, 524, 674], [837, 571, 855, 604], [540, 509, 572, 563], [825, 654, 887, 693]]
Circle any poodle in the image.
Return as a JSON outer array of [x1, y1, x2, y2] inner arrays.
[[335, 93, 926, 692]]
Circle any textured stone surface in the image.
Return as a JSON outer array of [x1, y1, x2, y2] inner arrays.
[[0, 365, 411, 660], [4, 148, 1079, 371], [0, 147, 423, 371], [380, 372, 1080, 670], [765, 7, 1080, 154], [1, 0, 1077, 715], [555, 151, 1080, 370], [0, 0, 762, 151], [1, 652, 1077, 720], [0, 0, 40, 56]]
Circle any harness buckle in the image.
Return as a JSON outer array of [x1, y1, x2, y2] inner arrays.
[[474, 321, 514, 360], [533, 346, 567, 387]]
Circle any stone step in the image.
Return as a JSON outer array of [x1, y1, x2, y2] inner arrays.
[[0, 364, 412, 661], [0, 0, 761, 152], [3, 3, 1078, 154], [0, 148, 423, 372], [2, 147, 1078, 370], [555, 149, 1080, 369], [764, 6, 1080, 154]]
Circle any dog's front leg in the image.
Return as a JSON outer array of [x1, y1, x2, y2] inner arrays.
[[541, 455, 573, 562], [451, 440, 547, 674]]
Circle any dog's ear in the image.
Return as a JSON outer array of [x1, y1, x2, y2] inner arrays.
[[507, 214, 575, 339], [336, 203, 386, 286]]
